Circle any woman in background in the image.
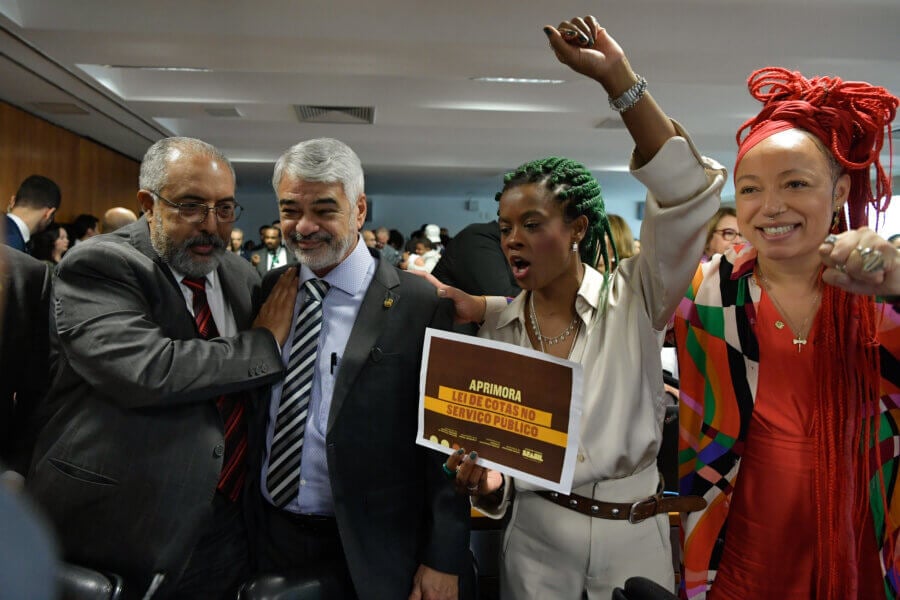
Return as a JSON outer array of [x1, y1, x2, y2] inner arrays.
[[675, 67, 899, 599], [701, 206, 743, 261], [31, 222, 69, 266]]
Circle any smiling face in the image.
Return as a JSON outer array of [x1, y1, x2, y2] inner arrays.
[[735, 128, 849, 265], [140, 150, 234, 278], [498, 182, 586, 291], [277, 177, 366, 276]]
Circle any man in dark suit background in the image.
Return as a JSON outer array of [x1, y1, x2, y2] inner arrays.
[[4, 175, 61, 253], [0, 247, 51, 477], [250, 225, 297, 276], [27, 136, 298, 599], [248, 137, 471, 600]]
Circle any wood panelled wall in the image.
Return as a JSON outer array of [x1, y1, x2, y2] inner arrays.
[[0, 101, 141, 224]]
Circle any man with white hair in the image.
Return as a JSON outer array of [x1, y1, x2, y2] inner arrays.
[[28, 136, 298, 599], [247, 138, 471, 600]]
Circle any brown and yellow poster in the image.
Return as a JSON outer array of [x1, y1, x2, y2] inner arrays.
[[416, 328, 583, 493]]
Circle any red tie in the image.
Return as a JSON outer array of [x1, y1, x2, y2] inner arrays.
[[182, 276, 247, 502]]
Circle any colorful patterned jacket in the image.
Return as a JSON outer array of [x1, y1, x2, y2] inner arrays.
[[674, 245, 900, 599]]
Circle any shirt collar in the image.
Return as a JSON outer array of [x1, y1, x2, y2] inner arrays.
[[168, 264, 222, 292], [494, 263, 602, 329], [7, 213, 30, 243], [298, 234, 373, 296]]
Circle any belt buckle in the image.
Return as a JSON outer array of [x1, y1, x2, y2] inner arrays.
[[628, 495, 659, 524]]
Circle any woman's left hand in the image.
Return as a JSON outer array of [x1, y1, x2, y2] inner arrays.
[[819, 228, 899, 296], [444, 449, 503, 498]]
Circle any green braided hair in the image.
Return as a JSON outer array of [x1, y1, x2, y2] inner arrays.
[[495, 156, 617, 271]]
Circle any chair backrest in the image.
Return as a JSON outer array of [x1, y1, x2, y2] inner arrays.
[[58, 563, 124, 600]]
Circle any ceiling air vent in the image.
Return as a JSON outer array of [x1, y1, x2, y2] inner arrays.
[[31, 102, 89, 115], [204, 107, 242, 118], [595, 117, 626, 130], [294, 105, 375, 125]]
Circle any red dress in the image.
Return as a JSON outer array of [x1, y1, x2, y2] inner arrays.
[[709, 292, 884, 599]]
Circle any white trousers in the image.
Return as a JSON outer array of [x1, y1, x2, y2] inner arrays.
[[500, 466, 674, 600]]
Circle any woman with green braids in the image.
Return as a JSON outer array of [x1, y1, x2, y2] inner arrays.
[[436, 14, 726, 599]]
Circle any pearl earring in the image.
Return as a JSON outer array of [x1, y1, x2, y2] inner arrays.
[[571, 242, 578, 252]]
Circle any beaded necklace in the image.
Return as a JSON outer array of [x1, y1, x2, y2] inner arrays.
[[528, 292, 580, 353]]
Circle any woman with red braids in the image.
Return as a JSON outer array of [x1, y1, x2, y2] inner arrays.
[[675, 68, 900, 599]]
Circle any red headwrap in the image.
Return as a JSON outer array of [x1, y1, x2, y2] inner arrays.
[[735, 67, 898, 230]]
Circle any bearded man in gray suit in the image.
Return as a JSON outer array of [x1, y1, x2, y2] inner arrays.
[[28, 137, 298, 599], [247, 138, 471, 600]]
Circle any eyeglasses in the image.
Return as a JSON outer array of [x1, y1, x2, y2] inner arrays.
[[152, 192, 243, 224], [714, 228, 743, 242]]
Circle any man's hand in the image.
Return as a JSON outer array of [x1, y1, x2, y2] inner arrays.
[[408, 564, 458, 600], [251, 254, 261, 266], [253, 267, 298, 346]]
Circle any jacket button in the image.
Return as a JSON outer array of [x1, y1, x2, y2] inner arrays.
[[213, 444, 225, 458]]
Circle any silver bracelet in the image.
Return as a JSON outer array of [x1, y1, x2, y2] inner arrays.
[[608, 74, 648, 113]]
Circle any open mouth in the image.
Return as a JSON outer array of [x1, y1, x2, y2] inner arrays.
[[509, 256, 531, 279]]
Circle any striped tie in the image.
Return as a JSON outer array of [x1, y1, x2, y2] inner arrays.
[[266, 278, 329, 508], [181, 276, 247, 502]]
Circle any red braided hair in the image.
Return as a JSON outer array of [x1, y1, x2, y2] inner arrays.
[[734, 68, 898, 599], [736, 67, 897, 228]]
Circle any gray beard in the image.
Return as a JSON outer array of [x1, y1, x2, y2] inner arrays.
[[287, 231, 355, 272], [150, 218, 224, 278]]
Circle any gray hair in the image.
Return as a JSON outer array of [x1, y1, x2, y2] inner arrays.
[[139, 137, 235, 193], [272, 138, 364, 203]]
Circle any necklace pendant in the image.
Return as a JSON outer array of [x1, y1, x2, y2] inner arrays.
[[793, 337, 807, 352], [775, 320, 785, 330]]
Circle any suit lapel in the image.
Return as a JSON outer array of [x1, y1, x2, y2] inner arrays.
[[219, 259, 252, 329], [327, 259, 399, 432]]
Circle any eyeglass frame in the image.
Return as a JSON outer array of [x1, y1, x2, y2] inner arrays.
[[150, 191, 243, 223], [713, 228, 743, 242]]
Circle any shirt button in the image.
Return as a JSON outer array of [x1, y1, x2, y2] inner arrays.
[[213, 444, 225, 458], [577, 453, 585, 463], [300, 479, 306, 486]]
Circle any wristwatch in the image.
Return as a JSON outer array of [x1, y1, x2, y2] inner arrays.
[[609, 74, 648, 113]]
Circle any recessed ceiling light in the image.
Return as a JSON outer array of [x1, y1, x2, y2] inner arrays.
[[471, 77, 565, 84], [103, 65, 213, 72]]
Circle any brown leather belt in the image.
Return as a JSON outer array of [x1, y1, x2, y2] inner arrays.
[[535, 487, 706, 523]]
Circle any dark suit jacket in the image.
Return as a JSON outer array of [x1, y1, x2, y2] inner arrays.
[[248, 252, 471, 600], [0, 247, 51, 474], [250, 246, 297, 278], [27, 217, 284, 598], [4, 214, 28, 252], [431, 220, 520, 298]]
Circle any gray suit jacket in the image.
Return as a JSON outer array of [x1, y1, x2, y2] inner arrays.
[[248, 252, 471, 600], [250, 245, 297, 278], [27, 217, 284, 597]]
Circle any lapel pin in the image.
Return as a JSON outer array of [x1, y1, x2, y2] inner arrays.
[[383, 296, 394, 308]]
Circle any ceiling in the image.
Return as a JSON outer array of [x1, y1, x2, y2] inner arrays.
[[0, 0, 898, 204]]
